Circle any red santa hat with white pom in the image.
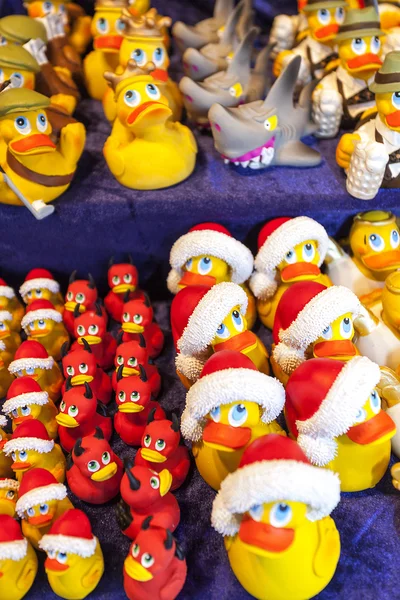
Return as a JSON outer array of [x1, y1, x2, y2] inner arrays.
[[19, 268, 60, 299], [167, 223, 254, 294], [4, 420, 54, 456], [0, 515, 28, 560], [16, 468, 67, 517], [3, 377, 49, 416], [39, 509, 98, 558], [8, 340, 54, 375], [21, 299, 62, 334], [0, 414, 8, 429], [250, 217, 329, 300], [0, 278, 15, 299]]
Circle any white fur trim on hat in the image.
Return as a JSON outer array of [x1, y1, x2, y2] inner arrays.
[[211, 459, 341, 536], [16, 483, 67, 517], [0, 311, 12, 323], [20, 278, 60, 297], [21, 309, 62, 332], [167, 269, 183, 295], [0, 341, 5, 352], [296, 356, 381, 467], [273, 285, 364, 375], [250, 217, 329, 300], [3, 391, 49, 415], [39, 534, 98, 558], [0, 538, 28, 561], [181, 368, 285, 441], [0, 479, 19, 491], [178, 282, 248, 356], [0, 286, 15, 299], [4, 436, 54, 455], [175, 353, 206, 383], [0, 415, 7, 428], [9, 356, 54, 374]]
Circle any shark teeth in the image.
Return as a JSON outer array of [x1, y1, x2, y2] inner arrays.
[[221, 139, 276, 169]]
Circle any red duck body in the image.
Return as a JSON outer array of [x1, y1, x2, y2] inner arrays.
[[112, 363, 161, 397], [114, 402, 165, 446], [105, 289, 145, 323], [135, 446, 190, 492], [105, 260, 142, 322], [59, 412, 112, 453], [71, 334, 116, 370], [121, 323, 164, 359]]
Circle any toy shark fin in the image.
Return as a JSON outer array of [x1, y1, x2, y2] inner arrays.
[[227, 26, 258, 82], [214, 0, 235, 22], [263, 55, 301, 112], [247, 42, 273, 101], [237, 0, 255, 41], [221, 0, 245, 45]]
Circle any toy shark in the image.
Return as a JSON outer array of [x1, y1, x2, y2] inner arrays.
[[208, 56, 321, 170], [172, 0, 234, 52], [180, 28, 270, 127]]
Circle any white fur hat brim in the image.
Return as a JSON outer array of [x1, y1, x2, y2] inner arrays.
[[3, 391, 49, 415], [181, 368, 285, 441], [0, 311, 12, 323], [9, 356, 54, 374], [0, 538, 28, 561], [175, 353, 206, 383], [4, 437, 54, 455], [0, 286, 15, 299], [0, 479, 19, 491], [211, 459, 341, 536], [16, 483, 67, 517], [39, 534, 98, 558], [0, 415, 7, 428], [21, 309, 62, 332], [20, 278, 60, 297]]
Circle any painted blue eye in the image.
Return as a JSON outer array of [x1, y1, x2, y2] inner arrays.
[[26, 367, 35, 376], [12, 409, 18, 418], [339, 316, 352, 339], [228, 403, 247, 427], [0, 38, 6, 47], [124, 89, 141, 107], [392, 92, 400, 110], [153, 47, 165, 66], [354, 407, 366, 424], [0, 323, 5, 331], [302, 243, 315, 263], [185, 258, 193, 271], [145, 83, 161, 100], [351, 37, 366, 55], [131, 48, 146, 66], [14, 116, 31, 135], [370, 390, 381, 415], [198, 257, 212, 275], [96, 17, 108, 33], [19, 450, 27, 461], [335, 6, 345, 24], [11, 72, 23, 87], [57, 552, 68, 564], [210, 406, 220, 422], [43, 1, 53, 13], [371, 36, 381, 54], [391, 229, 400, 249], [285, 249, 297, 264], [116, 18, 125, 32], [270, 503, 292, 528], [215, 322, 230, 339], [27, 507, 35, 517], [21, 406, 31, 416], [231, 309, 244, 332], [317, 8, 330, 25], [368, 233, 384, 252], [37, 113, 47, 133], [39, 504, 49, 514], [249, 504, 264, 521], [321, 324, 332, 340]]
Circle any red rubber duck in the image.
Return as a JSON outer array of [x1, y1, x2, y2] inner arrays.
[[61, 339, 112, 405], [135, 412, 190, 491], [56, 381, 112, 452], [105, 256, 145, 322], [71, 302, 116, 370], [112, 337, 161, 398], [116, 459, 180, 540], [67, 428, 122, 504], [63, 272, 98, 336], [114, 365, 165, 446], [119, 295, 164, 359], [123, 520, 187, 600]]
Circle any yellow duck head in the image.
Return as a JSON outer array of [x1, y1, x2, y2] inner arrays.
[[0, 515, 38, 600], [21, 299, 65, 343], [0, 44, 39, 90], [277, 240, 323, 283], [211, 304, 252, 353], [3, 375, 56, 437], [0, 311, 13, 342], [382, 271, 400, 332], [91, 0, 127, 54], [24, 0, 68, 26], [180, 256, 230, 288], [303, 1, 346, 45], [19, 268, 61, 308], [0, 417, 13, 480], [0, 100, 55, 159], [312, 311, 356, 360], [0, 479, 19, 517]]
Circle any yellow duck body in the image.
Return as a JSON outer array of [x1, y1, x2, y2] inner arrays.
[[22, 288, 65, 315], [10, 446, 66, 484], [0, 482, 18, 517], [0, 540, 38, 600], [22, 497, 74, 550], [11, 363, 64, 403], [0, 427, 14, 479], [84, 51, 120, 100], [0, 295, 24, 331], [9, 400, 59, 441], [26, 321, 69, 362]]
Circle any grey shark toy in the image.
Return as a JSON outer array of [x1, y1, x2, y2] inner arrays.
[[208, 56, 322, 170], [172, 0, 234, 52]]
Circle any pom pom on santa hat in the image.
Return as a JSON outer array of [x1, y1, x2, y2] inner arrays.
[[4, 419, 54, 456], [0, 515, 28, 560], [8, 340, 54, 375], [250, 217, 329, 300], [0, 278, 15, 299], [19, 268, 60, 299], [167, 223, 254, 294], [3, 377, 49, 415], [181, 350, 285, 442], [16, 468, 67, 517], [211, 435, 340, 537], [39, 509, 98, 558]]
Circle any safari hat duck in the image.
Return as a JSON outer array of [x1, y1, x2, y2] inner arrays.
[[0, 478, 19, 517], [21, 299, 69, 361], [0, 15, 48, 45], [0, 45, 40, 90], [0, 514, 38, 600]]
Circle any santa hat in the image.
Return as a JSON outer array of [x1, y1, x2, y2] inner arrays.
[[0, 279, 15, 299], [3, 377, 49, 416], [0, 415, 7, 428], [0, 515, 28, 560], [0, 478, 19, 491], [16, 468, 67, 517], [19, 269, 60, 298], [285, 356, 381, 466], [250, 217, 329, 300], [39, 509, 97, 558], [21, 299, 62, 333], [8, 340, 54, 374], [4, 419, 54, 455], [181, 350, 285, 441], [273, 282, 367, 375], [0, 311, 12, 324], [211, 434, 340, 537], [167, 223, 254, 294]]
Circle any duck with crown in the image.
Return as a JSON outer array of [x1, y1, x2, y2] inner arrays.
[[103, 60, 197, 190], [0, 514, 38, 600], [211, 435, 341, 600], [21, 299, 69, 361], [167, 223, 256, 328], [181, 350, 286, 490], [250, 217, 332, 330], [0, 278, 24, 331]]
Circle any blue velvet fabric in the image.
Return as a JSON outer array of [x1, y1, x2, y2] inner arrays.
[[1, 0, 400, 599]]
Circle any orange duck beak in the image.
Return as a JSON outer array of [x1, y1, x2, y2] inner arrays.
[[12, 461, 31, 471], [94, 35, 122, 50], [179, 272, 216, 288], [362, 250, 400, 270], [239, 518, 295, 554], [313, 339, 357, 359], [347, 411, 396, 445], [45, 558, 69, 573], [314, 23, 338, 40], [203, 420, 251, 452], [10, 134, 56, 156], [347, 53, 382, 72], [29, 513, 53, 527], [280, 263, 321, 282]]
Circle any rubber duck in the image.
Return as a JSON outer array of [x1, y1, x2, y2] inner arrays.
[[135, 411, 190, 490], [20, 269, 64, 313], [0, 88, 85, 208], [72, 302, 116, 370], [286, 356, 396, 491], [211, 435, 341, 600], [0, 44, 39, 91], [114, 365, 165, 445], [112, 337, 161, 397], [172, 0, 234, 52], [105, 255, 144, 322], [116, 459, 180, 540], [0, 278, 24, 331], [21, 299, 69, 362], [4, 419, 66, 483], [8, 340, 64, 402], [119, 294, 164, 358], [249, 217, 331, 329], [39, 509, 104, 600], [123, 520, 187, 600], [0, 310, 21, 362], [15, 468, 73, 550], [0, 14, 48, 46], [103, 60, 196, 190], [313, 7, 383, 138], [63, 272, 98, 336], [0, 344, 14, 400], [172, 283, 270, 389], [167, 223, 256, 328], [0, 515, 38, 600], [181, 350, 286, 491], [3, 376, 58, 440], [67, 428, 123, 504], [0, 478, 19, 516], [326, 211, 400, 297], [61, 340, 112, 405], [0, 416, 13, 478]]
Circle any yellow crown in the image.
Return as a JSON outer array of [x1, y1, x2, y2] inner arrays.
[[95, 0, 128, 9], [119, 7, 171, 38], [104, 59, 156, 93]]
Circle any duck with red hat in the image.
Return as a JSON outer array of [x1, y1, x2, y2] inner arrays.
[[0, 477, 19, 517], [167, 222, 256, 327], [19, 268, 64, 314], [211, 435, 341, 600], [0, 310, 21, 363], [181, 350, 286, 490], [249, 216, 332, 329], [0, 340, 16, 400], [0, 514, 38, 600], [39, 508, 104, 599], [21, 299, 69, 361], [0, 415, 13, 478], [8, 340, 64, 402], [0, 277, 24, 331], [171, 282, 270, 389]]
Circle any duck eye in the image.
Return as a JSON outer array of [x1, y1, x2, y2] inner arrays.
[[215, 322, 230, 339], [77, 325, 85, 336], [116, 18, 125, 32], [87, 460, 100, 472], [302, 242, 316, 262], [0, 323, 4, 330], [132, 543, 140, 557], [393, 91, 400, 109], [340, 316, 353, 339], [270, 503, 293, 528], [123, 312, 130, 322], [68, 406, 78, 417], [112, 276, 120, 285], [145, 83, 161, 100], [88, 324, 99, 335], [118, 390, 126, 402], [36, 289, 42, 297], [127, 357, 137, 367], [351, 37, 367, 55], [38, 319, 46, 328], [321, 324, 332, 340], [133, 314, 143, 324], [210, 406, 220, 422], [150, 476, 159, 489], [228, 403, 248, 427], [391, 229, 400, 249], [185, 258, 193, 271], [152, 47, 165, 66], [335, 6, 344, 23], [36, 113, 47, 132], [60, 400, 66, 411], [130, 391, 140, 402], [368, 233, 384, 252], [317, 8, 330, 24], [141, 553, 154, 568], [102, 451, 111, 465], [249, 504, 264, 521], [131, 48, 146, 66], [67, 291, 73, 301], [19, 450, 27, 461], [285, 249, 297, 264], [43, 1, 53, 13], [370, 390, 381, 414], [198, 257, 213, 275], [371, 36, 381, 54], [79, 363, 88, 374], [124, 274, 132, 283], [14, 115, 31, 135], [144, 434, 151, 447], [21, 406, 31, 416], [57, 552, 68, 564], [124, 89, 141, 107], [76, 293, 85, 303], [66, 366, 74, 376], [6, 490, 14, 499], [12, 409, 18, 417], [231, 309, 244, 332], [354, 407, 367, 424], [39, 504, 49, 514], [27, 507, 35, 517], [117, 355, 124, 365], [156, 439, 166, 451], [96, 17, 109, 33]]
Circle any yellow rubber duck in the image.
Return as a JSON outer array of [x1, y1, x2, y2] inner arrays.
[[103, 60, 197, 190], [0, 347, 14, 400], [0, 515, 38, 600], [382, 271, 400, 334], [378, 0, 400, 30], [128, 0, 150, 17], [181, 350, 286, 490], [39, 508, 104, 600], [250, 217, 332, 329], [0, 87, 85, 207], [20, 268, 64, 314], [211, 435, 341, 600], [0, 416, 14, 478], [0, 278, 24, 331], [0, 478, 19, 517], [0, 310, 21, 364], [21, 299, 69, 361]]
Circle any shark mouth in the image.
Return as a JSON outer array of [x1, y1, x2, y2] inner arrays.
[[221, 138, 275, 169]]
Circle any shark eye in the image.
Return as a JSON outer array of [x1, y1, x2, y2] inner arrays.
[[264, 115, 278, 131], [302, 243, 315, 262], [249, 504, 263, 521], [368, 233, 384, 252], [285, 249, 297, 264], [96, 17, 109, 33], [198, 257, 212, 275], [340, 316, 353, 339], [112, 276, 120, 285], [150, 476, 159, 489], [131, 391, 140, 402], [127, 357, 137, 367], [152, 47, 165, 66], [145, 83, 161, 100], [132, 543, 140, 557], [391, 229, 400, 249], [231, 309, 244, 332], [124, 89, 141, 107], [321, 324, 332, 340], [67, 291, 73, 301], [66, 366, 74, 376], [141, 553, 154, 568], [270, 503, 292, 528], [317, 8, 330, 25], [371, 36, 381, 54], [117, 355, 124, 365], [68, 405, 78, 417], [39, 504, 49, 514], [131, 48, 146, 66], [133, 314, 143, 324], [76, 293, 85, 303], [351, 37, 366, 56], [14, 115, 32, 135], [156, 439, 166, 451], [392, 91, 400, 109], [77, 325, 85, 336], [210, 406, 220, 423], [79, 363, 88, 374], [21, 406, 31, 416], [123, 312, 130, 322], [215, 322, 230, 339], [88, 324, 99, 335], [228, 403, 248, 427], [60, 400, 66, 412], [229, 82, 243, 98], [124, 274, 132, 283], [36, 113, 47, 132], [88, 460, 100, 473], [144, 434, 151, 447], [370, 390, 381, 414], [118, 390, 126, 402], [102, 451, 111, 465]]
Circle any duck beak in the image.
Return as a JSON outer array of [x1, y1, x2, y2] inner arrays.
[[159, 469, 172, 496], [14, 415, 33, 425], [65, 301, 85, 313], [314, 23, 338, 40], [113, 283, 136, 294], [45, 557, 69, 573], [346, 53, 382, 72], [139, 448, 167, 463], [122, 323, 145, 334], [122, 366, 139, 377], [29, 513, 53, 527], [94, 34, 122, 50], [203, 421, 251, 451], [55, 413, 79, 428], [386, 110, 400, 128], [178, 272, 216, 288], [71, 374, 93, 385], [10, 133, 56, 155], [12, 461, 31, 471], [124, 555, 153, 582], [119, 402, 144, 413], [363, 249, 400, 270], [91, 461, 118, 481], [78, 335, 102, 345], [347, 411, 396, 445], [213, 330, 256, 353], [239, 518, 295, 555], [29, 328, 51, 338], [280, 263, 321, 282], [126, 101, 172, 128], [313, 340, 357, 359], [0, 330, 10, 339]]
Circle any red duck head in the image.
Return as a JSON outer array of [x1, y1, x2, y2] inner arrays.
[[121, 295, 153, 334], [61, 340, 98, 385], [57, 382, 96, 428], [120, 461, 172, 509], [108, 256, 138, 294], [140, 413, 181, 463], [116, 366, 152, 413], [73, 302, 107, 346], [65, 272, 98, 313], [114, 338, 150, 377], [72, 428, 119, 482]]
